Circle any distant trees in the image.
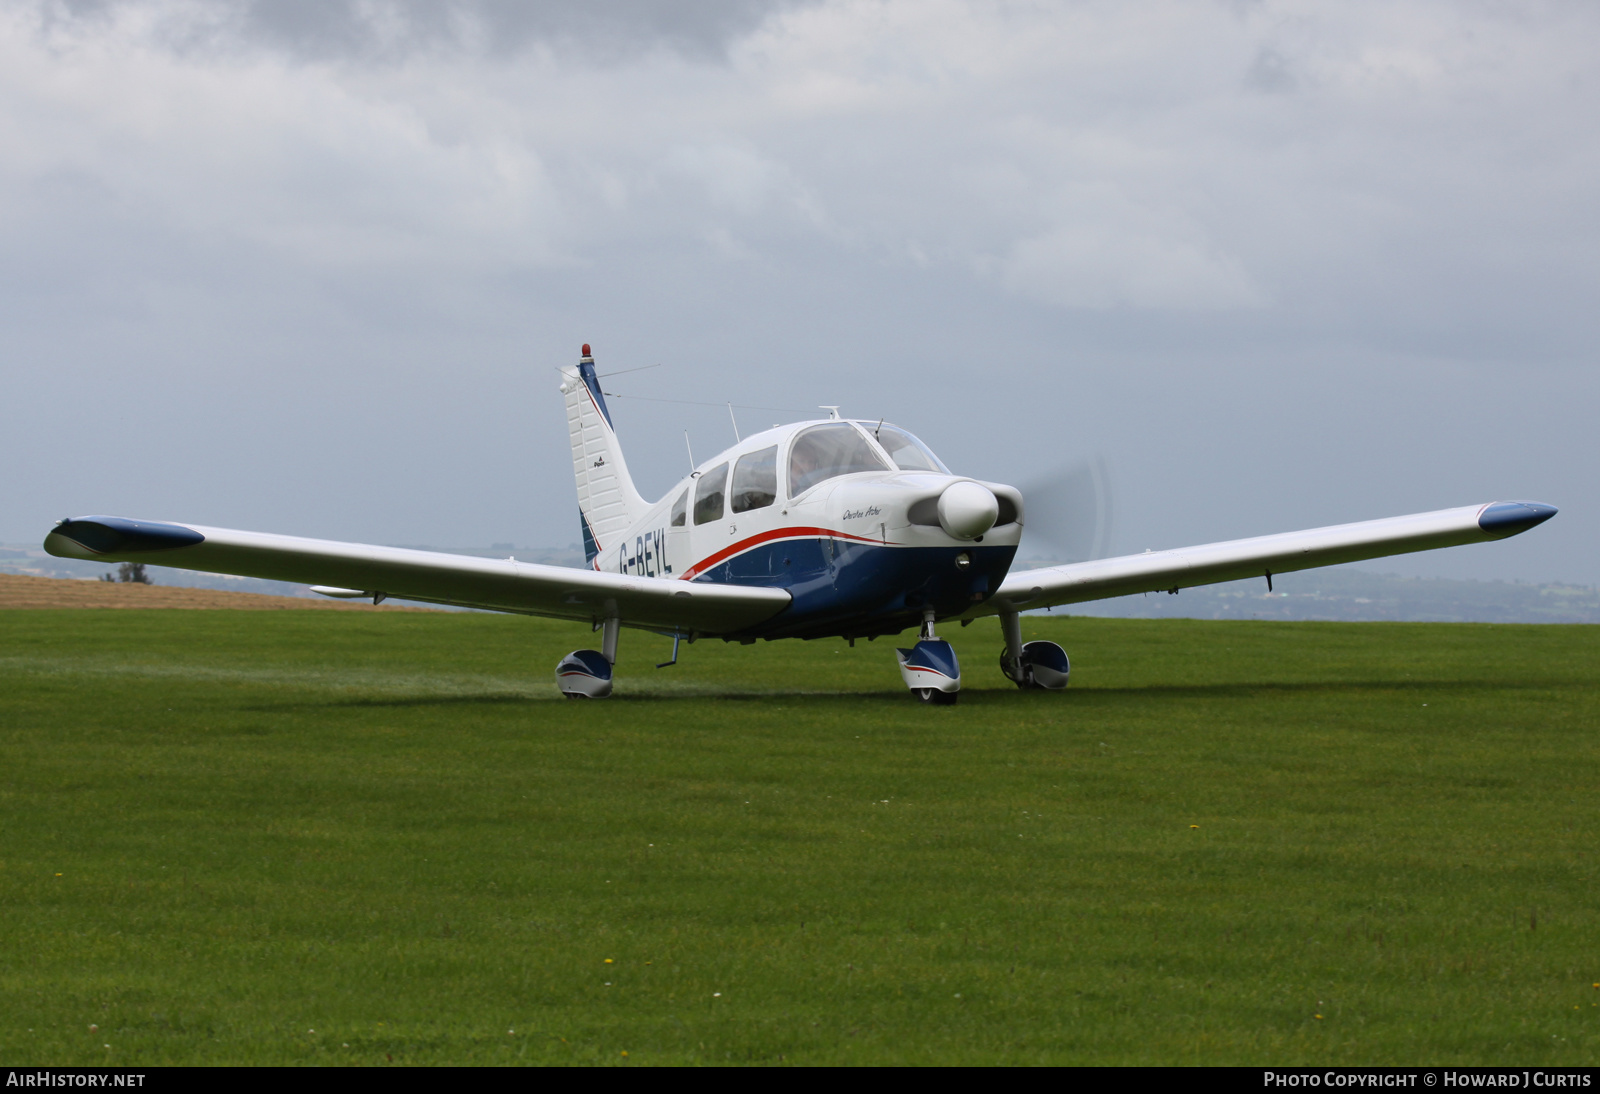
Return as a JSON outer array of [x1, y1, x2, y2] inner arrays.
[[99, 563, 152, 584]]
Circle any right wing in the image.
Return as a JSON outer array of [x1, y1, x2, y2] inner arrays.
[[44, 516, 789, 635], [970, 501, 1558, 617]]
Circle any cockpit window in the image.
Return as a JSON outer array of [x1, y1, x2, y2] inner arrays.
[[670, 489, 687, 527], [731, 446, 778, 513], [694, 463, 728, 525], [873, 424, 948, 473], [787, 423, 891, 497]]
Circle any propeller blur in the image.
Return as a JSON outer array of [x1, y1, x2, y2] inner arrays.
[[44, 345, 1559, 704], [1018, 456, 1114, 564]]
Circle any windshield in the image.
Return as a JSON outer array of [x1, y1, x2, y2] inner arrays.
[[787, 423, 891, 496], [872, 424, 948, 473]]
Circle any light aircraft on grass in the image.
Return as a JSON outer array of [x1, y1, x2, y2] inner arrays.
[[45, 345, 1558, 703]]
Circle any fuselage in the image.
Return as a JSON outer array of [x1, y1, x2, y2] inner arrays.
[[592, 418, 1024, 641]]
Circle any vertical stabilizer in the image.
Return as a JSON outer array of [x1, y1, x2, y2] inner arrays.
[[562, 345, 647, 567]]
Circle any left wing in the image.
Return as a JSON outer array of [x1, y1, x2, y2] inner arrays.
[[43, 516, 789, 635], [966, 501, 1558, 618]]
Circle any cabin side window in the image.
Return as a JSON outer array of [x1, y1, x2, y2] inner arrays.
[[731, 446, 778, 513], [787, 423, 891, 497], [670, 489, 687, 527], [694, 463, 728, 525]]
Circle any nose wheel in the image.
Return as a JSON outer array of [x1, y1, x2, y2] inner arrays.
[[896, 610, 961, 703]]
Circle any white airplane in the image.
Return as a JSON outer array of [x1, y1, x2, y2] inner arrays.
[[45, 345, 1558, 703]]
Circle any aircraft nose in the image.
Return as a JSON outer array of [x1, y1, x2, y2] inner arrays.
[[938, 481, 999, 540], [1477, 501, 1559, 538]]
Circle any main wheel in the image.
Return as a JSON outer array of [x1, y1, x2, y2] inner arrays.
[[916, 687, 958, 706], [556, 649, 614, 698], [1000, 650, 1038, 689], [1001, 643, 1070, 690]]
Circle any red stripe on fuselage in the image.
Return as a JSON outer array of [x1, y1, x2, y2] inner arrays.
[[680, 526, 884, 581]]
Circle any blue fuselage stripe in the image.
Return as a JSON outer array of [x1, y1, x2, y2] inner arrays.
[[694, 537, 1015, 640]]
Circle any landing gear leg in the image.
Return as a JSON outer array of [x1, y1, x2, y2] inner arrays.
[[999, 610, 1026, 685], [896, 608, 960, 704]]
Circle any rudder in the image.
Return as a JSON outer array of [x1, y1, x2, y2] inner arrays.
[[561, 345, 647, 567]]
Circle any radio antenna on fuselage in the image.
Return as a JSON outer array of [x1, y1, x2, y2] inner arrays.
[[820, 405, 841, 421], [684, 430, 696, 472], [727, 403, 741, 443]]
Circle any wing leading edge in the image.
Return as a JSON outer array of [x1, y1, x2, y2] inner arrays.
[[43, 517, 789, 635], [968, 501, 1558, 618]]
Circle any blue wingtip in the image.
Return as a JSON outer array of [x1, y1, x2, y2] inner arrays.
[[1477, 501, 1559, 538], [46, 516, 205, 555]]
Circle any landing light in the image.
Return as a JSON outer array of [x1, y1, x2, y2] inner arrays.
[[954, 552, 971, 571]]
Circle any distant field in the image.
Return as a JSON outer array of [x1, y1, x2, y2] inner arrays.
[[1, 610, 1597, 1065], [0, 574, 428, 611]]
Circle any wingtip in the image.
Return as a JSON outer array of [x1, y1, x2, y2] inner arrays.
[[44, 516, 205, 558], [1477, 501, 1559, 538]]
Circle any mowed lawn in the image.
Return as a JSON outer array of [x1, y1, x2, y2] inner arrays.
[[1, 609, 1597, 1065]]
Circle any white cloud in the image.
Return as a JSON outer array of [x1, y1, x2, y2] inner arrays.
[[7, 0, 1597, 316], [0, 5, 568, 271], [1002, 216, 1266, 312]]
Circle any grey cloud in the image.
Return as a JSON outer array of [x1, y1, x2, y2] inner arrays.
[[43, 0, 817, 62], [1245, 47, 1296, 93]]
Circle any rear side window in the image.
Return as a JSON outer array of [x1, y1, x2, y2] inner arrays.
[[694, 463, 728, 525], [670, 489, 687, 527], [731, 446, 778, 513], [787, 424, 890, 497]]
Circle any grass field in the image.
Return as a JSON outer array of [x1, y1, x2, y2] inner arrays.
[[2, 609, 1597, 1065]]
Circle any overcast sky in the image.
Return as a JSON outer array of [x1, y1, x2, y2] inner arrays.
[[4, 0, 1595, 583]]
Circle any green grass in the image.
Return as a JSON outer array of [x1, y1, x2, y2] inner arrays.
[[1, 610, 1597, 1065]]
